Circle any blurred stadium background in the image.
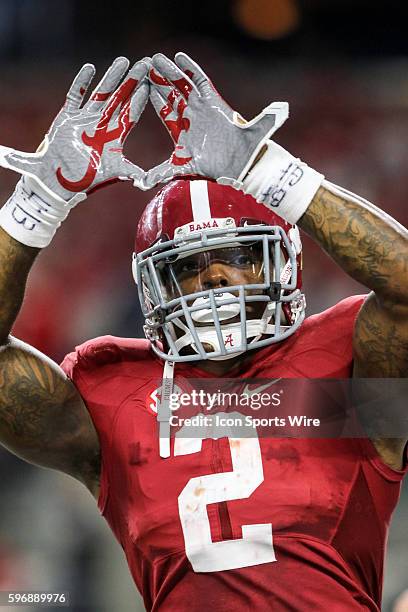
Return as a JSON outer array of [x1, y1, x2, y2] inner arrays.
[[0, 0, 407, 610]]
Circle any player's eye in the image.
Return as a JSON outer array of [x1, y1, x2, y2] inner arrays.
[[174, 259, 200, 275], [230, 254, 256, 267]]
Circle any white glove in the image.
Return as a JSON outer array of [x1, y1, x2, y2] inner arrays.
[[142, 52, 288, 189], [0, 57, 149, 247], [143, 52, 323, 224]]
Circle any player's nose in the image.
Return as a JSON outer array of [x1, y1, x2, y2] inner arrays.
[[200, 263, 230, 290]]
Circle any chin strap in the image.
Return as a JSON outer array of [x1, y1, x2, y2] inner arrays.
[[157, 358, 175, 458]]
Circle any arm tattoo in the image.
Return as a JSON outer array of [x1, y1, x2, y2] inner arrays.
[[300, 183, 408, 377], [353, 293, 408, 378], [0, 228, 100, 488], [1, 346, 73, 440], [0, 340, 100, 487], [299, 184, 408, 302], [352, 293, 408, 468], [301, 186, 408, 463]]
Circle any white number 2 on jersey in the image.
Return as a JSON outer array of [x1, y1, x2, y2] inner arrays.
[[175, 412, 276, 572]]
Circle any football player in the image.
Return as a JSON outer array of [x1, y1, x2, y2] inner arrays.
[[0, 53, 407, 611]]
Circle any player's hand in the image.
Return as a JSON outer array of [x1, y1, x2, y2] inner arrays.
[[141, 52, 288, 190], [0, 57, 149, 205]]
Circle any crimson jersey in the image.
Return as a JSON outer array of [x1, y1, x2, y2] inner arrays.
[[61, 295, 407, 611]]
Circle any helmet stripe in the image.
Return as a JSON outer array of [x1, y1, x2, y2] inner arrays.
[[190, 180, 211, 221]]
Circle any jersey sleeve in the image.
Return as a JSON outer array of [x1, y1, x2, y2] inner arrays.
[[268, 294, 367, 378], [60, 335, 153, 512]]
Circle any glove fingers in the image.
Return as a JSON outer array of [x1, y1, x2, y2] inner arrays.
[[249, 102, 289, 138], [126, 59, 149, 89], [0, 146, 23, 172], [150, 86, 167, 115], [119, 159, 145, 181], [64, 63, 96, 111], [151, 53, 195, 101], [0, 148, 34, 174], [0, 144, 17, 164], [142, 159, 187, 190], [121, 61, 149, 118], [84, 56, 130, 112], [263, 101, 289, 132], [97, 64, 145, 132], [174, 52, 210, 92], [128, 81, 150, 123], [105, 62, 149, 131], [175, 52, 233, 118], [140, 56, 153, 70], [145, 160, 175, 188], [149, 85, 176, 136], [148, 67, 178, 114]]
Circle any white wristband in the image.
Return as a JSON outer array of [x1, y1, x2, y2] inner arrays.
[[242, 140, 324, 224], [0, 177, 85, 248]]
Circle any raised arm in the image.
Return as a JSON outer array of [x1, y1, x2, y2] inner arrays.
[[0, 58, 149, 494], [298, 183, 408, 375], [0, 228, 100, 492], [144, 52, 408, 466], [144, 52, 408, 375], [298, 184, 408, 469]]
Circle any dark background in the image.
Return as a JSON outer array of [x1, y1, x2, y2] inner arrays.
[[0, 1, 407, 610]]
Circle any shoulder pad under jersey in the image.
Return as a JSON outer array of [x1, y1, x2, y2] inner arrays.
[[60, 335, 153, 376], [305, 294, 366, 330]]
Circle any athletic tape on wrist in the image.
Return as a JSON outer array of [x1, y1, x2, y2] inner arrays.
[[0, 177, 85, 248], [242, 140, 324, 224]]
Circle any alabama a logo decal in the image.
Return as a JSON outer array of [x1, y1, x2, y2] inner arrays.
[[224, 333, 234, 347]]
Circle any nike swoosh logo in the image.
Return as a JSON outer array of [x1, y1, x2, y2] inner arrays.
[[242, 378, 282, 397]]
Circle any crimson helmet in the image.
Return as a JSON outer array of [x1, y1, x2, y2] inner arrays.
[[133, 178, 305, 362]]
